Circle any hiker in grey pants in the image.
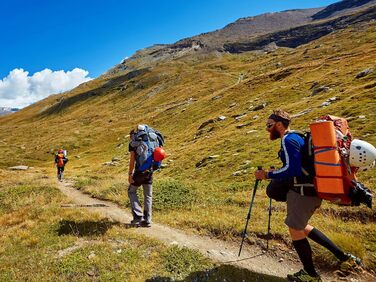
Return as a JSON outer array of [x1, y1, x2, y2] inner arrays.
[[128, 129, 154, 227], [128, 180, 152, 226]]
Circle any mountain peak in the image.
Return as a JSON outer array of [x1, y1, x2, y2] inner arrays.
[[312, 0, 376, 20]]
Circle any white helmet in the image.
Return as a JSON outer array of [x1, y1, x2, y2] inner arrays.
[[137, 124, 146, 131], [358, 160, 375, 172], [349, 139, 376, 167]]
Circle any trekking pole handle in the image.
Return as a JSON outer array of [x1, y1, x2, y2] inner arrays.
[[255, 166, 263, 183]]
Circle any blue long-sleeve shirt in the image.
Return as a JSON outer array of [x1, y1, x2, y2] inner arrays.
[[267, 132, 304, 179]]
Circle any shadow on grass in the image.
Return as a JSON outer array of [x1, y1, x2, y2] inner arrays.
[[146, 264, 287, 282], [57, 219, 119, 236]]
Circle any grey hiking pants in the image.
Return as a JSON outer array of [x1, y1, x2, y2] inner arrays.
[[128, 183, 152, 222]]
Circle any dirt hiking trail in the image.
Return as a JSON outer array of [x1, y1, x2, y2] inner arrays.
[[57, 179, 374, 282]]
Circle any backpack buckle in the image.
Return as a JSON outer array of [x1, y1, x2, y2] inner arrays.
[[299, 186, 304, 196]]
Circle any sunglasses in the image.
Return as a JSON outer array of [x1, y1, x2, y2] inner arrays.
[[266, 122, 275, 129]]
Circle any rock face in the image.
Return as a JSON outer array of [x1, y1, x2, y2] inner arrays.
[[174, 0, 375, 53], [181, 9, 320, 51], [311, 0, 376, 20], [223, 6, 376, 53]]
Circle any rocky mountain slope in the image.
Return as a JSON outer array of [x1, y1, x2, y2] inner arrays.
[[312, 0, 376, 19], [107, 0, 375, 75]]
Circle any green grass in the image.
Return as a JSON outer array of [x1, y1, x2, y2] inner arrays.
[[159, 245, 212, 281], [73, 177, 96, 190], [153, 178, 197, 211]]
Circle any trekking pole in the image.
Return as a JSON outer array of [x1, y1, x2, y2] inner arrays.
[[238, 166, 262, 257], [266, 197, 272, 251], [266, 166, 274, 251]]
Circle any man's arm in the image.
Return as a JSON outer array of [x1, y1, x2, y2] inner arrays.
[[128, 151, 135, 184], [267, 134, 302, 179]]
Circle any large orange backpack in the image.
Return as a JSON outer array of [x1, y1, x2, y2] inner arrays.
[[309, 115, 356, 205]]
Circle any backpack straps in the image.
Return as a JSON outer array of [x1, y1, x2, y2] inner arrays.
[[286, 130, 315, 179], [130, 126, 163, 172]]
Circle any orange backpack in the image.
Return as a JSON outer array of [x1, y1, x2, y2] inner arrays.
[[310, 115, 355, 205], [57, 153, 65, 167]]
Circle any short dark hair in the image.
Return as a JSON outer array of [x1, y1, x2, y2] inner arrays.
[[269, 109, 291, 128]]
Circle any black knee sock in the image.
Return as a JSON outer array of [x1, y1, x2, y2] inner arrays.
[[308, 228, 348, 261], [292, 238, 318, 277]]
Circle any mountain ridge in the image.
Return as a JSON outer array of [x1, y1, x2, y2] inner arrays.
[[106, 0, 375, 77], [312, 0, 376, 19]]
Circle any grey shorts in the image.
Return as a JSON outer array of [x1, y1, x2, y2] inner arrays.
[[285, 190, 322, 230]]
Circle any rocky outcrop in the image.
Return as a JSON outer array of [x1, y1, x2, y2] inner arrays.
[[311, 0, 376, 20], [223, 5, 376, 53], [311, 86, 332, 96], [356, 68, 374, 78], [196, 155, 220, 168]]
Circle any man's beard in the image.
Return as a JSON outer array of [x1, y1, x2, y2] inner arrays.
[[269, 127, 281, 140]]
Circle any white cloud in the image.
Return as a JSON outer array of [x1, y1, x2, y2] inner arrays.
[[0, 68, 92, 108]]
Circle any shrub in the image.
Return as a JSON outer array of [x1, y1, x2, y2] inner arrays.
[[161, 245, 212, 280], [153, 179, 196, 211]]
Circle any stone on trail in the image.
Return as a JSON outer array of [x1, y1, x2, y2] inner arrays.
[[8, 165, 29, 170]]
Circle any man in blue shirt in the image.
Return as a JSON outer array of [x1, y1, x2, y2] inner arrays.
[[255, 110, 361, 282]]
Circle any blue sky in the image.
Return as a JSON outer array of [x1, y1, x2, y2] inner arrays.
[[0, 0, 338, 107]]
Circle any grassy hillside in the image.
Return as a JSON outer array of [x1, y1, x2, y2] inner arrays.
[[1, 19, 375, 273]]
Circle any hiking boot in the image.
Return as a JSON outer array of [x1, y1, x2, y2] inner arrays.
[[141, 220, 151, 227], [130, 217, 143, 227], [287, 269, 322, 282], [339, 253, 362, 273]]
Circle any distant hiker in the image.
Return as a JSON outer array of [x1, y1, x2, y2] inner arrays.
[[127, 124, 165, 227], [55, 149, 68, 181], [254, 110, 361, 282]]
